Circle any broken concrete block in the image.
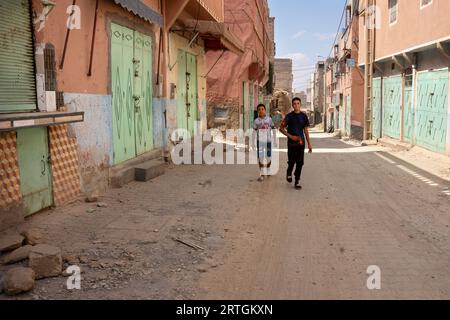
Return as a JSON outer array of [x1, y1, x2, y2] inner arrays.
[[1, 245, 33, 265], [3, 267, 35, 296], [21, 229, 43, 246], [0, 233, 24, 253], [29, 244, 62, 279], [134, 160, 166, 182]]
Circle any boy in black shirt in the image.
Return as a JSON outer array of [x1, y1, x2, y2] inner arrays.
[[280, 97, 313, 189]]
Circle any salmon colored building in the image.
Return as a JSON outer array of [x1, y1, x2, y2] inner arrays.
[[359, 0, 450, 155], [0, 0, 232, 230]]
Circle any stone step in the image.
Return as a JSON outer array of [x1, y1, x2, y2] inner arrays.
[[134, 159, 167, 182], [110, 149, 163, 188]]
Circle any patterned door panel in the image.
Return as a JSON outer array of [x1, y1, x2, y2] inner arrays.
[[372, 78, 382, 139], [382, 76, 402, 139], [403, 86, 413, 143], [416, 69, 448, 154], [134, 31, 153, 155], [112, 23, 135, 164]]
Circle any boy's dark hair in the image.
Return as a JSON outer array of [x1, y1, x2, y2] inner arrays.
[[257, 103, 266, 110], [292, 97, 302, 105]]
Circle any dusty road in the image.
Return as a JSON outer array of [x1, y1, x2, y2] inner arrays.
[[1, 132, 449, 300], [199, 133, 450, 299]]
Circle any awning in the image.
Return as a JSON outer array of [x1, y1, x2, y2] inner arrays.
[[180, 20, 245, 55], [0, 111, 84, 132], [113, 0, 163, 27]]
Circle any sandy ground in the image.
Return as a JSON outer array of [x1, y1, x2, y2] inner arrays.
[[1, 132, 449, 299]]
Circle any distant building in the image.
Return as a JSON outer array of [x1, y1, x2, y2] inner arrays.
[[274, 58, 293, 96]]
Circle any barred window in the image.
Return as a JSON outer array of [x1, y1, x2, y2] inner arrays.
[[389, 0, 398, 24], [421, 0, 432, 8]]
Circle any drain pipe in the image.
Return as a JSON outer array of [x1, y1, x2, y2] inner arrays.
[[59, 0, 77, 70], [87, 0, 99, 76]]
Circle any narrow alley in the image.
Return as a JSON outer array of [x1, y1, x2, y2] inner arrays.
[[1, 0, 450, 304], [2, 132, 449, 299]]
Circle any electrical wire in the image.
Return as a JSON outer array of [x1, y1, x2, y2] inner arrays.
[[327, 0, 348, 59]]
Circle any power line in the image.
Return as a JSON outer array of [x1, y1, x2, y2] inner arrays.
[[327, 0, 348, 59]]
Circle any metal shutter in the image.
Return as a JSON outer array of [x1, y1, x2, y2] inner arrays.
[[0, 0, 36, 113]]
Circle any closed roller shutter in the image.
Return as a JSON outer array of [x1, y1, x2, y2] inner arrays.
[[0, 0, 36, 113]]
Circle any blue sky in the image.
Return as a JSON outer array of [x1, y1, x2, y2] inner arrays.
[[268, 0, 346, 92]]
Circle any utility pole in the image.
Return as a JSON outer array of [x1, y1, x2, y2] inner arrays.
[[363, 0, 375, 141]]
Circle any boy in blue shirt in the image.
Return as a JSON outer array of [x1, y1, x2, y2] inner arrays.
[[280, 97, 313, 189]]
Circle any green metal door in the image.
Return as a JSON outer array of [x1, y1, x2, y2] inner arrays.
[[177, 50, 188, 135], [382, 76, 402, 139], [416, 69, 448, 153], [112, 23, 135, 164], [403, 77, 413, 143], [134, 31, 153, 155], [17, 128, 52, 216], [372, 78, 382, 139], [112, 23, 154, 164], [346, 96, 351, 135], [186, 52, 198, 136], [176, 51, 198, 137], [339, 106, 345, 131], [0, 0, 37, 112]]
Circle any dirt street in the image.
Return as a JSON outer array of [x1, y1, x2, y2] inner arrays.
[[1, 132, 450, 299]]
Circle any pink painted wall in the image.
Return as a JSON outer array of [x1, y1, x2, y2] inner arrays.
[[359, 0, 450, 63], [32, 0, 162, 95], [206, 0, 271, 113]]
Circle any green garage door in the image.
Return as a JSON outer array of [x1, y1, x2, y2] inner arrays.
[[372, 78, 382, 139], [346, 96, 351, 136], [403, 78, 413, 143], [382, 76, 402, 139], [415, 69, 448, 154], [0, 0, 36, 112]]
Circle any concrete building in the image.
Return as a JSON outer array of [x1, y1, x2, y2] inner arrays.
[[312, 61, 326, 125], [325, 0, 364, 138], [274, 58, 293, 95], [0, 0, 231, 230], [359, 0, 450, 155], [205, 0, 273, 132]]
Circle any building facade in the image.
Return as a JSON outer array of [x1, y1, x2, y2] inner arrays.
[[359, 0, 450, 155], [206, 0, 273, 132], [0, 0, 229, 230], [325, 0, 364, 138]]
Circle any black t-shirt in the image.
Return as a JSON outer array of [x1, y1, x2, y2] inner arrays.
[[284, 111, 310, 147]]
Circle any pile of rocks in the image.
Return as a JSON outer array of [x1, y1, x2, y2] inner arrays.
[[0, 229, 62, 296]]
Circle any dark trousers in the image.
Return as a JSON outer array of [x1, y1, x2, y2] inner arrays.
[[287, 145, 305, 181]]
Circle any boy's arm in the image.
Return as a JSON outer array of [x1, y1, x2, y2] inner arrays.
[[280, 118, 298, 141], [304, 127, 313, 153]]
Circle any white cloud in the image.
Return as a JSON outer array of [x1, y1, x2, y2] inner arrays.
[[314, 32, 336, 41], [291, 30, 307, 39]]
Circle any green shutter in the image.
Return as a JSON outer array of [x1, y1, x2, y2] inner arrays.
[[0, 0, 36, 113]]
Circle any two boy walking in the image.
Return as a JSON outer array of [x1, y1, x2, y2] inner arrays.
[[253, 97, 313, 189]]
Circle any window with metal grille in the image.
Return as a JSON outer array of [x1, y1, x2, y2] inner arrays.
[[389, 0, 398, 25], [420, 0, 432, 8], [44, 44, 56, 92]]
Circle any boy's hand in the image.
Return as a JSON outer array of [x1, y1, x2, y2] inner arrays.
[[308, 146, 313, 153]]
